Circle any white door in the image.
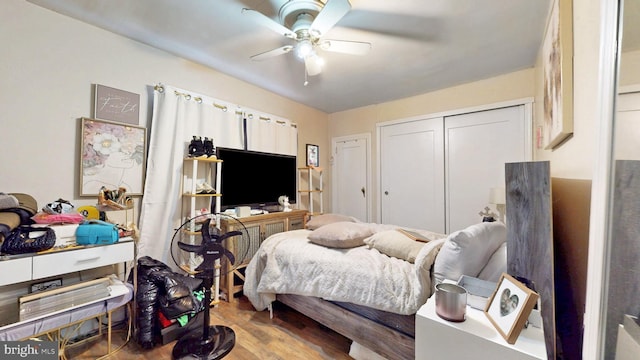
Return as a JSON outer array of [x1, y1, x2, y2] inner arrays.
[[445, 105, 528, 232], [332, 134, 370, 222], [379, 118, 445, 232]]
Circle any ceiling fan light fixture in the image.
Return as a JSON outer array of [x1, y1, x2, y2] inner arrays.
[[295, 39, 314, 59], [311, 53, 324, 67]]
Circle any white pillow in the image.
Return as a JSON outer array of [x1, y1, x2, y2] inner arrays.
[[433, 222, 507, 284], [477, 241, 507, 282], [305, 213, 358, 230], [364, 230, 425, 263], [307, 221, 373, 248]]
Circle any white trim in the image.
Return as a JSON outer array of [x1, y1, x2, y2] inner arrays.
[[375, 127, 382, 224], [523, 101, 534, 161], [582, 0, 621, 358], [331, 133, 372, 222]]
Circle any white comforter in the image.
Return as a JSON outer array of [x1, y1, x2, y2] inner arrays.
[[244, 228, 445, 315]]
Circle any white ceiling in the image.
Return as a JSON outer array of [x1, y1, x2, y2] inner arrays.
[[27, 0, 553, 113]]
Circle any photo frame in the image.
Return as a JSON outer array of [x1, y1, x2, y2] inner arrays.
[[484, 273, 540, 344], [94, 84, 140, 125], [80, 118, 146, 196], [306, 144, 319, 167], [542, 0, 573, 149]]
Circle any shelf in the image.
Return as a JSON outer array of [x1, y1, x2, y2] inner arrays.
[[182, 193, 222, 197], [183, 157, 222, 163], [181, 154, 223, 303], [297, 167, 323, 214]]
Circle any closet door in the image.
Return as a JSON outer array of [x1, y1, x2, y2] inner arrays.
[[445, 105, 527, 232], [333, 135, 370, 222], [380, 118, 445, 232]]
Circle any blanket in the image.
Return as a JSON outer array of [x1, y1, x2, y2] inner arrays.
[[244, 228, 445, 315]]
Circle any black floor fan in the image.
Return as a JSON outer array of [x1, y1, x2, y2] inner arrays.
[[170, 215, 246, 360]]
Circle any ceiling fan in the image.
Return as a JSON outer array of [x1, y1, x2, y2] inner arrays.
[[242, 0, 371, 81]]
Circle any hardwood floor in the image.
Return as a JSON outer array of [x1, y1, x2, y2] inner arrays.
[[66, 296, 353, 359]]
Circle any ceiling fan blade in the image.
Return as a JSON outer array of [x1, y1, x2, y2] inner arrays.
[[305, 56, 322, 76], [319, 39, 371, 55], [309, 0, 351, 36], [250, 45, 294, 61], [242, 8, 297, 39]]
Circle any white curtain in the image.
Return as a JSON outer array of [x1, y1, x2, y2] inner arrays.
[[245, 108, 298, 156], [138, 84, 243, 265]]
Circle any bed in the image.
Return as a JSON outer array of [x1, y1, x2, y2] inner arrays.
[[244, 214, 507, 359]]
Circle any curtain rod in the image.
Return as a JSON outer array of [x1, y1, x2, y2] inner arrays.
[[155, 83, 295, 126]]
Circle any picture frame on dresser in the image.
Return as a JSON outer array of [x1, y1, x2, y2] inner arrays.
[[80, 118, 146, 196], [484, 273, 539, 344]]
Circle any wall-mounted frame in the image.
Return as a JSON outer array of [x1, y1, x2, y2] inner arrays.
[[542, 0, 573, 149], [484, 273, 539, 344], [80, 118, 146, 196], [94, 84, 140, 125], [306, 144, 319, 167]]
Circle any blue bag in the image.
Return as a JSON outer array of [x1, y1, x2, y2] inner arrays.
[[76, 220, 119, 245]]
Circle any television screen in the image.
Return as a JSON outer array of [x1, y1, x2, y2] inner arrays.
[[216, 147, 297, 210]]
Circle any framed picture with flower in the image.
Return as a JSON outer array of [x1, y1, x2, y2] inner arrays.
[[80, 117, 147, 196]]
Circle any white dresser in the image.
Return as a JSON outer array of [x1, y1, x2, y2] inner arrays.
[[415, 296, 546, 359], [0, 239, 134, 287]]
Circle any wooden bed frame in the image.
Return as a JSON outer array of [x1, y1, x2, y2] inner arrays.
[[267, 172, 591, 360], [276, 294, 414, 360]]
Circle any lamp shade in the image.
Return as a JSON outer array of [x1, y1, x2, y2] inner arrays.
[[489, 187, 506, 205]]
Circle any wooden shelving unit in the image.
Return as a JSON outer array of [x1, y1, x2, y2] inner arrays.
[[181, 156, 223, 304], [297, 166, 323, 215]]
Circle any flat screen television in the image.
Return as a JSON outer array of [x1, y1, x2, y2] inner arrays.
[[216, 147, 297, 210]]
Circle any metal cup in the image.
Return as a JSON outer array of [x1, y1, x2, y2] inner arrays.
[[435, 283, 467, 322]]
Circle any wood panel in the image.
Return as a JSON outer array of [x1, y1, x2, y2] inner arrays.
[[505, 161, 555, 360], [606, 160, 640, 359], [551, 177, 591, 359]]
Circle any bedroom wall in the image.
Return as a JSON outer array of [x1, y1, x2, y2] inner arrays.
[[327, 69, 535, 222], [1, 0, 609, 216], [328, 0, 605, 217], [620, 49, 640, 88], [0, 0, 328, 212]]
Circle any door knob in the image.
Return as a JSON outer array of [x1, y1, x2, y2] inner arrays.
[[361, 187, 366, 197], [384, 191, 389, 195]]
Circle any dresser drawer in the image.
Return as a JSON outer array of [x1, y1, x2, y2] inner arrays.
[[0, 257, 32, 286], [32, 242, 134, 279]]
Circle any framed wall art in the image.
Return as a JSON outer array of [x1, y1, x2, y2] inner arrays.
[[80, 118, 146, 196], [94, 84, 140, 125], [484, 273, 540, 344], [306, 144, 319, 167], [542, 0, 573, 149]]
